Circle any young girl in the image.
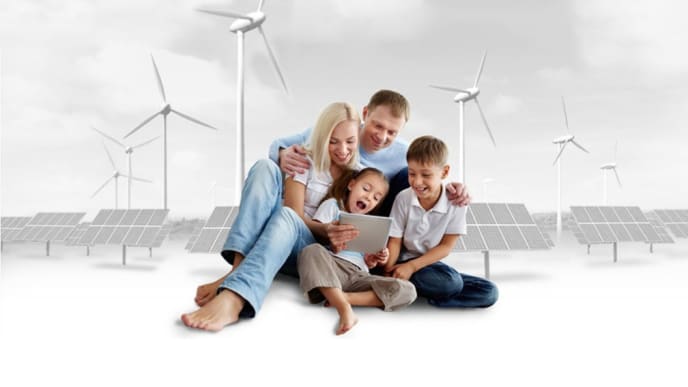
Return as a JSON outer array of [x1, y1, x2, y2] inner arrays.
[[297, 167, 417, 335]]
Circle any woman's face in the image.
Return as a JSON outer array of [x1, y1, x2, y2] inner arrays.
[[328, 120, 358, 166]]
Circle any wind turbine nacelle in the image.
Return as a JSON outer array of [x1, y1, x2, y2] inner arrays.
[[161, 103, 172, 115], [230, 12, 266, 33], [600, 163, 616, 170], [454, 87, 480, 103], [552, 134, 574, 144]]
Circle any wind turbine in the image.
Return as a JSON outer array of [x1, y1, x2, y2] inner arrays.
[[196, 0, 289, 204], [92, 126, 158, 209], [600, 141, 622, 205], [91, 142, 152, 209], [123, 54, 218, 210], [552, 96, 590, 238], [430, 51, 496, 183]]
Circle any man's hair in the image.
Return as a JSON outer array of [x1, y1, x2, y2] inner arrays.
[[406, 135, 449, 167], [367, 89, 410, 122], [306, 102, 360, 173]]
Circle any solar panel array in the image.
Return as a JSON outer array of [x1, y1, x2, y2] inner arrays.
[[652, 209, 688, 238], [151, 223, 173, 248], [185, 223, 204, 250], [645, 212, 675, 244], [569, 206, 663, 244], [188, 207, 238, 253], [453, 203, 550, 252], [65, 223, 92, 246], [78, 209, 169, 247], [14, 212, 85, 242], [1, 217, 32, 242]]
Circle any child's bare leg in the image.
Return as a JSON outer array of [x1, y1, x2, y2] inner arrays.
[[195, 253, 245, 306], [344, 290, 384, 308], [320, 287, 358, 335], [181, 289, 245, 332]]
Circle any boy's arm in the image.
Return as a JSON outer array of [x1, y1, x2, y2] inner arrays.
[[383, 237, 403, 272], [388, 234, 460, 280]]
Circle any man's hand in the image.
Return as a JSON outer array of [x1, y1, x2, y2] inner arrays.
[[385, 262, 415, 281], [279, 144, 310, 176], [326, 221, 359, 253], [364, 248, 389, 268], [446, 182, 471, 207]]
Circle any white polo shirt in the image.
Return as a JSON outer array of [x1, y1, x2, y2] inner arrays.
[[389, 187, 467, 263]]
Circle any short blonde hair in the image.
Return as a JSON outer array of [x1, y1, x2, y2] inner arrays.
[[307, 102, 361, 173], [406, 135, 448, 167]]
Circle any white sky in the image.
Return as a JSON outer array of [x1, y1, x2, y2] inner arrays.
[[2, 0, 687, 219]]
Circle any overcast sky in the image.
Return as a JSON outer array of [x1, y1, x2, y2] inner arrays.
[[2, 0, 687, 219]]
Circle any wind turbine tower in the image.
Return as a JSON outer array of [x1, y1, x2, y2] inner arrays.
[[430, 51, 496, 183], [600, 142, 622, 205], [196, 0, 289, 204], [91, 142, 152, 208], [124, 54, 218, 210], [552, 97, 590, 238], [92, 127, 158, 209]]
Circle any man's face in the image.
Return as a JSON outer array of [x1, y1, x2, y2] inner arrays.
[[359, 105, 406, 153]]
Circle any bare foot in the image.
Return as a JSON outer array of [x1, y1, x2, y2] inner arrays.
[[335, 305, 358, 335], [194, 272, 231, 306], [182, 290, 244, 332]]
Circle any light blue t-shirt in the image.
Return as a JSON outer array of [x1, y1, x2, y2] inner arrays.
[[268, 127, 409, 180]]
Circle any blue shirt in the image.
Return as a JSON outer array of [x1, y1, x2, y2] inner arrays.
[[268, 127, 409, 180]]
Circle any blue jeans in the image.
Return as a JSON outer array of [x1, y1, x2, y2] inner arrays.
[[220, 159, 317, 317], [409, 261, 499, 308]]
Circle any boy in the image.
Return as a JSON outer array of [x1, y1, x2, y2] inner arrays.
[[384, 135, 498, 308]]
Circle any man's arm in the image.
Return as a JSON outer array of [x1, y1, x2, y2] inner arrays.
[[387, 234, 460, 280], [268, 129, 312, 176], [446, 182, 472, 207]]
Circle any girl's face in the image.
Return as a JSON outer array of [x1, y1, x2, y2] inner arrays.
[[346, 173, 388, 214], [328, 120, 358, 167]]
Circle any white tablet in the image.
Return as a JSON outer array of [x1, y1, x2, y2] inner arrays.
[[338, 212, 392, 254]]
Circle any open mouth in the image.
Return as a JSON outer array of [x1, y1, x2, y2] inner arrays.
[[355, 200, 367, 211]]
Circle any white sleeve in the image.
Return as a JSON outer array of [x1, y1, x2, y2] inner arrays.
[[289, 165, 310, 187], [445, 205, 467, 235], [389, 192, 408, 238], [313, 198, 340, 224]]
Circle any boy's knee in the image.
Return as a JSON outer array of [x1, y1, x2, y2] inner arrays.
[[484, 283, 499, 307]]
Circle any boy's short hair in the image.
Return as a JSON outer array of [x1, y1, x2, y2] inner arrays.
[[406, 135, 448, 167], [367, 89, 410, 122]]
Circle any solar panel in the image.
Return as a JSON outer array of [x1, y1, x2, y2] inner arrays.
[[569, 206, 664, 245], [65, 223, 92, 246], [189, 207, 239, 253], [453, 203, 550, 252], [652, 209, 688, 238], [151, 223, 173, 248], [185, 223, 204, 250], [1, 217, 32, 242], [14, 212, 85, 242], [78, 209, 169, 247]]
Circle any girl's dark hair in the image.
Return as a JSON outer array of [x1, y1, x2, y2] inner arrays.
[[321, 167, 389, 215]]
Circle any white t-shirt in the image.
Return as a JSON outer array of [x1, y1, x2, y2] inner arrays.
[[290, 159, 334, 218], [389, 187, 466, 263], [313, 198, 368, 272]]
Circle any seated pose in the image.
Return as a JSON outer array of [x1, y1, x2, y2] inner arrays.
[[181, 101, 361, 331], [298, 168, 417, 335], [384, 135, 499, 308]]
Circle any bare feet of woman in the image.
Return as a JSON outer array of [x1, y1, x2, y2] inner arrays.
[[335, 305, 358, 335], [194, 274, 228, 306], [182, 290, 244, 332]]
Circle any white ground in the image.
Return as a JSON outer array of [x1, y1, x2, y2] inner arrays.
[[1, 233, 686, 386]]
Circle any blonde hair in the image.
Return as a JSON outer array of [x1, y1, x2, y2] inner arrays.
[[306, 102, 361, 173], [367, 89, 410, 122], [406, 135, 448, 167]]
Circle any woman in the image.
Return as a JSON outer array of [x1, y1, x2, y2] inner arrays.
[[181, 102, 361, 331]]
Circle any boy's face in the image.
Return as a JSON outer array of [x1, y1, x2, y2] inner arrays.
[[359, 105, 406, 153], [407, 160, 449, 202]]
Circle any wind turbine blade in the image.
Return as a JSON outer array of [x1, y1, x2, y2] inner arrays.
[[552, 141, 569, 165], [124, 111, 160, 139], [571, 139, 590, 153], [122, 174, 152, 183], [474, 50, 487, 87], [429, 85, 469, 94], [561, 96, 570, 131], [102, 142, 117, 170], [474, 98, 496, 147], [92, 126, 125, 148], [132, 136, 160, 149], [258, 26, 289, 94], [171, 109, 218, 130], [91, 177, 113, 198], [613, 168, 622, 187], [258, 0, 265, 11], [150, 54, 167, 103], [195, 8, 252, 21]]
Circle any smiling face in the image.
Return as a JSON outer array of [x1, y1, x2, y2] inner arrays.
[[407, 160, 449, 205], [328, 120, 359, 167], [346, 172, 388, 214], [359, 105, 406, 153]]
